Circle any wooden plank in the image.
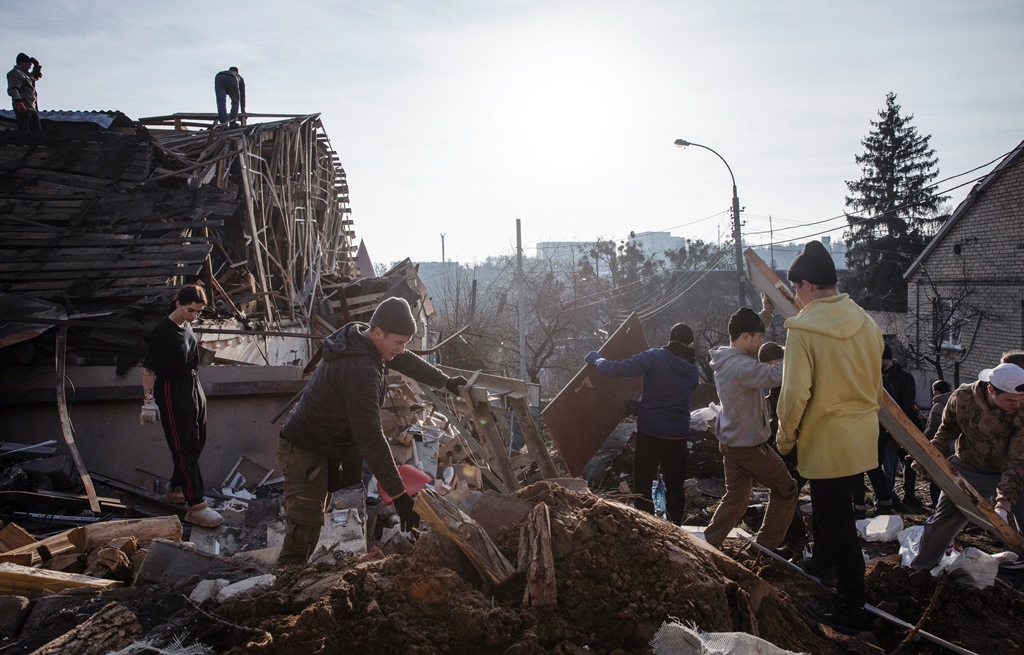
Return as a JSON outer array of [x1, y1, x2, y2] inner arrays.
[[471, 399, 520, 491], [67, 516, 183, 552], [509, 397, 560, 479], [1, 528, 78, 566], [0, 523, 36, 552], [743, 247, 1024, 551], [0, 562, 121, 598], [541, 313, 648, 477], [439, 365, 530, 398], [55, 326, 101, 513], [414, 488, 516, 586]]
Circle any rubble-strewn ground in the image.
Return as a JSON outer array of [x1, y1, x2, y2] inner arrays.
[[3, 428, 1023, 654]]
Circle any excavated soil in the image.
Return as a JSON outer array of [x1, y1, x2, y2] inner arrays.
[[200, 482, 859, 655], [6, 429, 1023, 654]]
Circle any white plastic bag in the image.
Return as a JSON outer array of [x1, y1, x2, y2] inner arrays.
[[689, 403, 721, 432], [856, 514, 904, 541], [898, 525, 1016, 588]]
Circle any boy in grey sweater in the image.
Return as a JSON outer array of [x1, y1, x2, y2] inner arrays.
[[703, 305, 798, 549]]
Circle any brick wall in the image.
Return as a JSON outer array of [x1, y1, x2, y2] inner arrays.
[[906, 150, 1024, 385]]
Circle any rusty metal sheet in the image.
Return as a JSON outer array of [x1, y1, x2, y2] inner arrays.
[[745, 248, 1024, 551], [541, 312, 648, 477]]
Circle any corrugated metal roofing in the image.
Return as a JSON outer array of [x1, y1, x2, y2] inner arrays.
[[0, 109, 130, 129]]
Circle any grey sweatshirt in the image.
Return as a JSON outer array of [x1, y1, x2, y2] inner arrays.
[[280, 323, 449, 498], [709, 345, 783, 448]]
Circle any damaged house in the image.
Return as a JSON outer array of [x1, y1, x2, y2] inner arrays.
[[0, 111, 448, 502]]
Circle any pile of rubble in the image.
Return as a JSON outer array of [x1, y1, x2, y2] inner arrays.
[[5, 478, 1024, 655]]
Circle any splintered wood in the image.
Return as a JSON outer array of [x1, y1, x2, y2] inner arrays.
[[517, 502, 556, 609], [414, 488, 516, 586]]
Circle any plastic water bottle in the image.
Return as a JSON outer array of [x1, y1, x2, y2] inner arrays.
[[652, 474, 667, 518]]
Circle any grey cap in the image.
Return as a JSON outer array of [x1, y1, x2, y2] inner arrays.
[[369, 297, 417, 335]]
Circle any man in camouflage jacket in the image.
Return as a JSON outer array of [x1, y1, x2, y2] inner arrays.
[[911, 363, 1024, 569]]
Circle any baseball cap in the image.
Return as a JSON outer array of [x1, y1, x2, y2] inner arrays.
[[979, 363, 1024, 393]]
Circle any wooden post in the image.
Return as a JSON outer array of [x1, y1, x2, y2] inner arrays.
[[510, 396, 560, 479], [55, 326, 101, 513], [518, 502, 556, 609]]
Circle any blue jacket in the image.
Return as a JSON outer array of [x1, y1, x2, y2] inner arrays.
[[592, 346, 699, 438]]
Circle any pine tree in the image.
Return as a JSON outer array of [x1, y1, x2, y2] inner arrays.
[[844, 92, 949, 311]]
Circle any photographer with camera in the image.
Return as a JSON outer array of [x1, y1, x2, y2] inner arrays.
[[7, 53, 43, 132]]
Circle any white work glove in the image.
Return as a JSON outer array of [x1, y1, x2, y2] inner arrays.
[[996, 507, 1009, 523], [140, 398, 160, 425], [761, 292, 775, 316]]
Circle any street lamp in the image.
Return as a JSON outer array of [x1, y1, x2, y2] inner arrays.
[[674, 138, 747, 306]]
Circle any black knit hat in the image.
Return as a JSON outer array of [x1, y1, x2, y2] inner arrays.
[[728, 307, 765, 340], [16, 53, 31, 64], [882, 343, 893, 360], [758, 341, 785, 363], [669, 323, 694, 345], [369, 297, 417, 335], [787, 240, 837, 286]]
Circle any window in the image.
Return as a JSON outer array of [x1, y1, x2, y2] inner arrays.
[[932, 297, 963, 350]]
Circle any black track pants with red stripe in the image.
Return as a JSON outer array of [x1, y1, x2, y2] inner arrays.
[[155, 371, 207, 506]]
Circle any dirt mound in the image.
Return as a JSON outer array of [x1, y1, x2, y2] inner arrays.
[[202, 482, 857, 655]]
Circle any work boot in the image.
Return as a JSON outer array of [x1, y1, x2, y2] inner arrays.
[[185, 502, 224, 528], [799, 556, 838, 587], [902, 491, 923, 507], [162, 487, 186, 504], [805, 597, 872, 635], [874, 499, 894, 515]]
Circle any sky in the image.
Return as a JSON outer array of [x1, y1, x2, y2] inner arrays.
[[4, 0, 1022, 268]]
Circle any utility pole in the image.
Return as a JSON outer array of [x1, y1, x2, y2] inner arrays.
[[674, 138, 747, 306], [516, 219, 527, 381], [440, 233, 446, 263]]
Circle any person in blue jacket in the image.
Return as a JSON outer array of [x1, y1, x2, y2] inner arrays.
[[585, 323, 700, 524]]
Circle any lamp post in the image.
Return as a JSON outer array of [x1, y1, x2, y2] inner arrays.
[[674, 138, 747, 306]]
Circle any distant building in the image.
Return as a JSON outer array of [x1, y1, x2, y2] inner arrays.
[[748, 236, 847, 272]]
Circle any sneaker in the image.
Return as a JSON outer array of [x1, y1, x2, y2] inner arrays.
[[874, 499, 894, 515], [184, 502, 225, 528], [162, 487, 186, 504], [799, 556, 838, 587], [805, 598, 872, 635]]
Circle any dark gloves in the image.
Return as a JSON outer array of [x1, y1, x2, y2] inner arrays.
[[30, 58, 39, 66], [445, 375, 468, 395], [585, 351, 600, 365], [393, 492, 420, 532], [13, 101, 27, 114]]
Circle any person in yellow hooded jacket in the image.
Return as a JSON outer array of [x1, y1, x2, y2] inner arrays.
[[776, 240, 884, 635]]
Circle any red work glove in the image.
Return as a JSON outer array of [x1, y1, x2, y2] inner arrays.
[[14, 101, 27, 115]]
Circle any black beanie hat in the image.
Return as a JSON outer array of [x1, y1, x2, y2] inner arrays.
[[787, 240, 837, 286], [728, 307, 765, 340], [882, 343, 893, 360], [16, 53, 31, 64], [369, 297, 417, 335], [758, 341, 785, 363], [669, 323, 694, 344]]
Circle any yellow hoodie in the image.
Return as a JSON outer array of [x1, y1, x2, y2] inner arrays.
[[776, 293, 884, 479]]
